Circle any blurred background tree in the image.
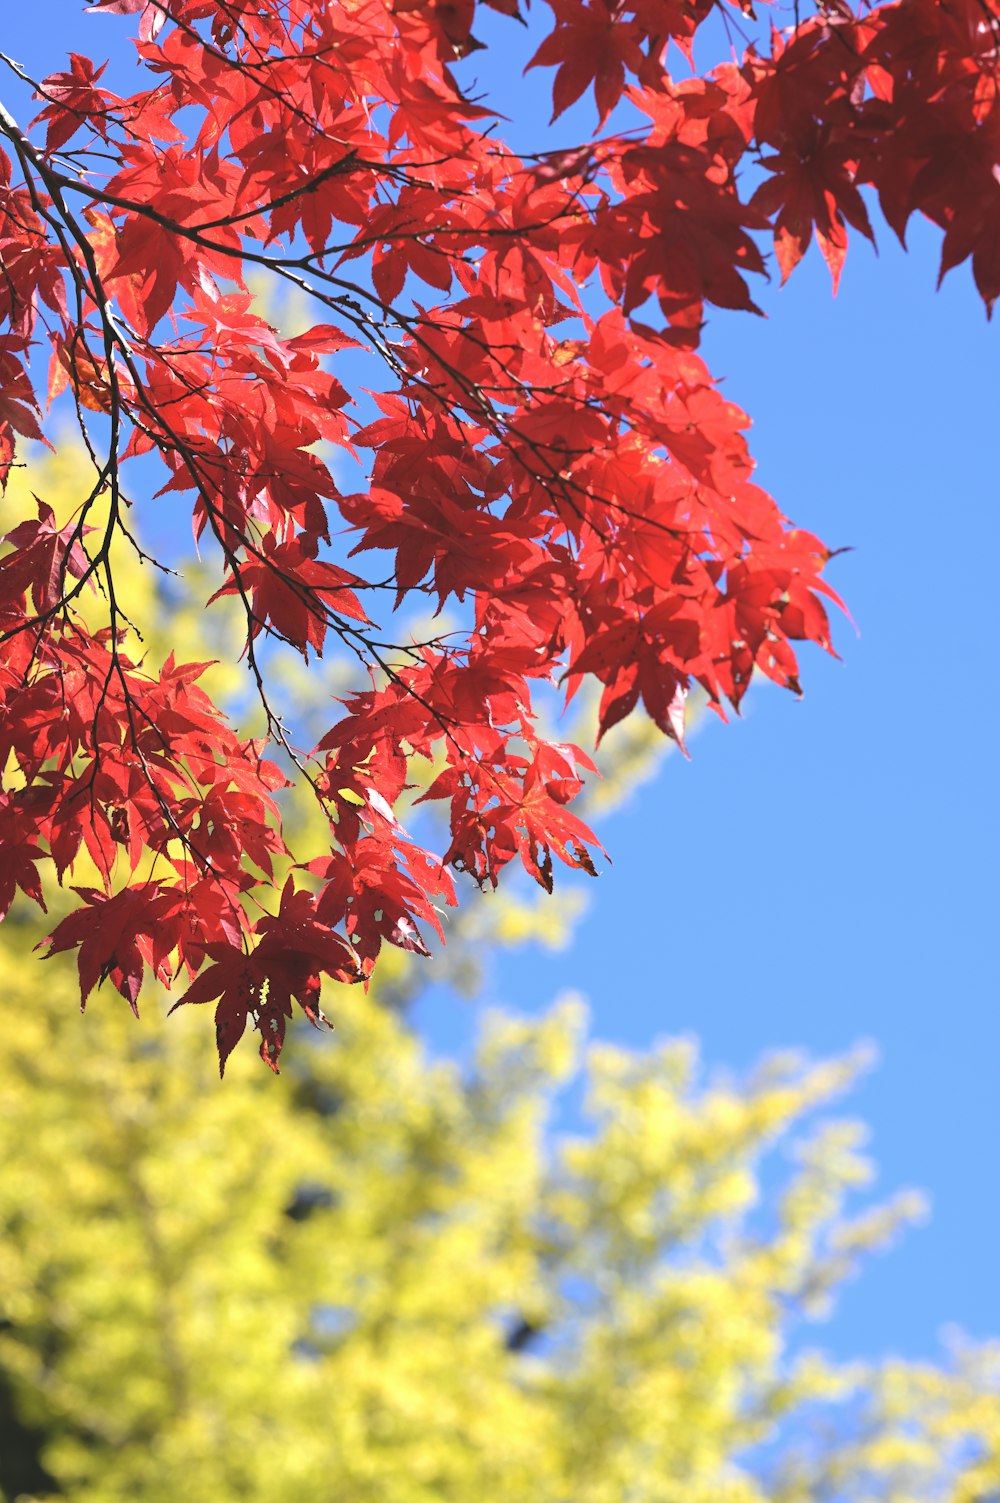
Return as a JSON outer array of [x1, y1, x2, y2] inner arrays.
[[1, 448, 998, 1502], [2, 914, 1000, 1503]]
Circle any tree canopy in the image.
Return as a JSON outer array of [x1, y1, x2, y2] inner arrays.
[[3, 877, 1000, 1503], [0, 0, 996, 1069]]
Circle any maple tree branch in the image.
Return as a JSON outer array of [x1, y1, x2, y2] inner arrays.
[[4, 0, 948, 1067], [0, 132, 129, 629], [0, 106, 297, 884]]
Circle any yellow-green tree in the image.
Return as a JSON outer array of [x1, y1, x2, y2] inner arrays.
[[2, 914, 1000, 1503]]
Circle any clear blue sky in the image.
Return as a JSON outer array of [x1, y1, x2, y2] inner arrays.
[[3, 5, 997, 1365]]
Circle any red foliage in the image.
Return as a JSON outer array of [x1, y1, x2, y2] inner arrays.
[[0, 0, 995, 1071]]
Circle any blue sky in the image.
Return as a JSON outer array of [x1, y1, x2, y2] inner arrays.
[[460, 9, 998, 1362], [2, 4, 997, 1365]]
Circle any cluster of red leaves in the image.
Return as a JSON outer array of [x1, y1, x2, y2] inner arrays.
[[749, 0, 1000, 301], [0, 0, 996, 1071]]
